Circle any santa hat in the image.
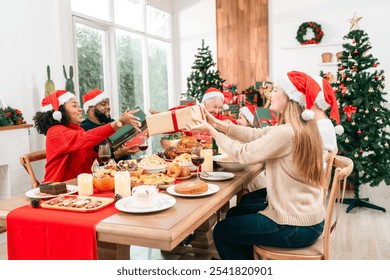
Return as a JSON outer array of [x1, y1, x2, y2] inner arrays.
[[82, 88, 109, 113], [202, 87, 229, 110], [312, 76, 344, 135], [43, 90, 76, 121], [239, 105, 257, 126], [277, 71, 321, 121]]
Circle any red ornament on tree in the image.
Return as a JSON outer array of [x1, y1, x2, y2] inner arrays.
[[357, 129, 362, 134], [354, 49, 358, 54], [360, 148, 364, 153]]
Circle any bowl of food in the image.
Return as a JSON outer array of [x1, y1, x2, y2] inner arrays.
[[138, 155, 167, 174], [93, 169, 116, 191], [172, 153, 197, 171], [160, 132, 183, 150], [213, 154, 245, 171]]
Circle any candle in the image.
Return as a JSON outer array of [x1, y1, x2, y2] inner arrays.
[[115, 171, 131, 198], [77, 173, 93, 196], [202, 149, 213, 173]]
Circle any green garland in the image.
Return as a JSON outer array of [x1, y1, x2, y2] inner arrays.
[[0, 106, 25, 126], [296, 21, 324, 45]]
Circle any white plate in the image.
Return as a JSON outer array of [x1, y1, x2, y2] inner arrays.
[[115, 193, 176, 213], [166, 183, 220, 197], [25, 185, 78, 199], [200, 172, 235, 181]]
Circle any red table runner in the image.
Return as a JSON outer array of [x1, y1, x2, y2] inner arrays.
[[6, 191, 119, 260]]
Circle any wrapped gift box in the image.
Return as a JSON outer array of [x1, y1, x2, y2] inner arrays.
[[253, 108, 278, 128], [146, 105, 205, 136]]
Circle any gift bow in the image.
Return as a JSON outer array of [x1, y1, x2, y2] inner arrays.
[[343, 105, 357, 122], [259, 110, 278, 127]]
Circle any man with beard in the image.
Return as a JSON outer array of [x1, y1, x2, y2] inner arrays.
[[81, 88, 139, 162]]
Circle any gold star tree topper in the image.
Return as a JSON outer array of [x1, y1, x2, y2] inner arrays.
[[349, 12, 363, 30]]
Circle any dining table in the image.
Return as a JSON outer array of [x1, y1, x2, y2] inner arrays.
[[0, 162, 264, 260]]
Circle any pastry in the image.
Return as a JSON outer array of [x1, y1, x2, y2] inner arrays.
[[175, 181, 208, 194]]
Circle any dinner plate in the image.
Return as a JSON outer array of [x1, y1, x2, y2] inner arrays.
[[176, 174, 193, 180], [166, 183, 220, 198], [115, 193, 176, 213], [200, 172, 235, 181], [25, 185, 78, 199]]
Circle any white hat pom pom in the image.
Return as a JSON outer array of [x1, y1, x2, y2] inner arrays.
[[223, 104, 229, 110], [335, 125, 344, 135], [301, 109, 315, 121], [53, 111, 62, 122]]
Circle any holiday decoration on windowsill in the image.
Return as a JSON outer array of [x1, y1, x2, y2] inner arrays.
[[0, 106, 26, 127], [296, 21, 324, 45]]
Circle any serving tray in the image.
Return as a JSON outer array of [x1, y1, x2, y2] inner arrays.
[[40, 195, 114, 212]]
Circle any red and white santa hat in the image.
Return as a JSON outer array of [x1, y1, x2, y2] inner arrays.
[[312, 76, 344, 135], [202, 87, 229, 110], [42, 90, 76, 121], [277, 71, 321, 121], [82, 88, 109, 113], [239, 105, 257, 126]]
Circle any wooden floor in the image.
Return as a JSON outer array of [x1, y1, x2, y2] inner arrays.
[[1, 183, 389, 260]]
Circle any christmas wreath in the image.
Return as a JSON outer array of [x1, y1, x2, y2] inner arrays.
[[296, 21, 324, 45], [0, 106, 25, 126]]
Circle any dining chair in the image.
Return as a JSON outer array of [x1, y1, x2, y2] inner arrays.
[[253, 154, 353, 260], [19, 149, 46, 188]]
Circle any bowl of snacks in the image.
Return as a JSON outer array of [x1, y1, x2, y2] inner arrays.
[[138, 154, 167, 174], [93, 169, 116, 191], [213, 154, 245, 171], [160, 132, 183, 150], [172, 153, 197, 171]]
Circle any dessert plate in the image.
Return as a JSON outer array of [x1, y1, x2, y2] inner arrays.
[[115, 193, 176, 213], [25, 185, 78, 199], [166, 184, 220, 198], [200, 172, 234, 181]]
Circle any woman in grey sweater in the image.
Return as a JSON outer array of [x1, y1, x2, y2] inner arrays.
[[187, 71, 326, 259]]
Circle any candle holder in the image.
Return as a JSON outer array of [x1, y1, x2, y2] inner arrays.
[[77, 173, 93, 196]]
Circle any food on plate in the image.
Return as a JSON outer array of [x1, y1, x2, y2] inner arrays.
[[167, 163, 182, 178], [41, 195, 108, 211], [140, 173, 175, 185], [132, 185, 159, 208], [39, 182, 67, 195], [217, 155, 238, 162], [174, 136, 199, 154], [174, 181, 208, 194], [139, 154, 166, 167], [104, 160, 143, 177], [172, 153, 191, 163], [163, 146, 179, 160], [179, 166, 191, 177]]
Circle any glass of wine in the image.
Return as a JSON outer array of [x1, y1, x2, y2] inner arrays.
[[98, 143, 111, 166], [191, 145, 205, 182], [194, 132, 202, 143], [138, 134, 148, 159]]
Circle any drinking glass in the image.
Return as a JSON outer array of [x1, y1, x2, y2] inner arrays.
[[191, 145, 205, 182], [138, 135, 148, 159], [98, 143, 111, 166]]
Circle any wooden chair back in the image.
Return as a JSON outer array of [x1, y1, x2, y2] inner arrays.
[[253, 155, 353, 260], [19, 150, 46, 188]]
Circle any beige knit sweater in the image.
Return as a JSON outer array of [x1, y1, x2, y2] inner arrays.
[[214, 124, 325, 226]]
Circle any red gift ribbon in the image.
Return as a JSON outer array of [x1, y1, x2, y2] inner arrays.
[[343, 105, 357, 122]]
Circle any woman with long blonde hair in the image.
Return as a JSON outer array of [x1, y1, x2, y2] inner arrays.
[[187, 71, 326, 259]]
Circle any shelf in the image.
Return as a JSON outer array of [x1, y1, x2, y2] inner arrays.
[[282, 42, 342, 49], [319, 63, 338, 66]]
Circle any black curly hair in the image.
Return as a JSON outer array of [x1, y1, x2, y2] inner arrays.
[[33, 105, 71, 135]]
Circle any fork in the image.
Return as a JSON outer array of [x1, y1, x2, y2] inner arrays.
[[201, 171, 212, 177]]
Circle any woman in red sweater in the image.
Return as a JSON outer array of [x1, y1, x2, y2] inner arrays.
[[33, 90, 141, 182]]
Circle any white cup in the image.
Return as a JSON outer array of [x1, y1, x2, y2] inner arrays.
[[77, 173, 93, 196], [115, 171, 131, 198]]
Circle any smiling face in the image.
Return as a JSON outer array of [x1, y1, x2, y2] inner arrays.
[[64, 98, 83, 124], [269, 84, 288, 114], [204, 97, 224, 116], [236, 113, 250, 126]]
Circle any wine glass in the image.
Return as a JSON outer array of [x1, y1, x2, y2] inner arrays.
[[194, 132, 202, 143], [138, 135, 148, 160], [191, 145, 205, 182], [98, 143, 111, 166]]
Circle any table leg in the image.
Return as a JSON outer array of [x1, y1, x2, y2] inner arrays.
[[98, 241, 130, 260]]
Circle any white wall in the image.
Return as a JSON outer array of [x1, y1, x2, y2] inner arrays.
[[174, 0, 217, 96], [269, 0, 390, 103], [0, 0, 65, 181]]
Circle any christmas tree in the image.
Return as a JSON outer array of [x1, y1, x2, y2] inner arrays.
[[334, 14, 390, 212], [186, 39, 225, 102]]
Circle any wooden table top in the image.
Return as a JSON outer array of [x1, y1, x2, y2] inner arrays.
[[0, 163, 263, 252]]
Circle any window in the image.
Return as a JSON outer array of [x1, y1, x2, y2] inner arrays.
[[71, 0, 172, 154]]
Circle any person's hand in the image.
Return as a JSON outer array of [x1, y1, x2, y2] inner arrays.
[[203, 108, 229, 133], [120, 109, 142, 132], [114, 144, 139, 158], [149, 109, 160, 115], [185, 117, 214, 135]]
